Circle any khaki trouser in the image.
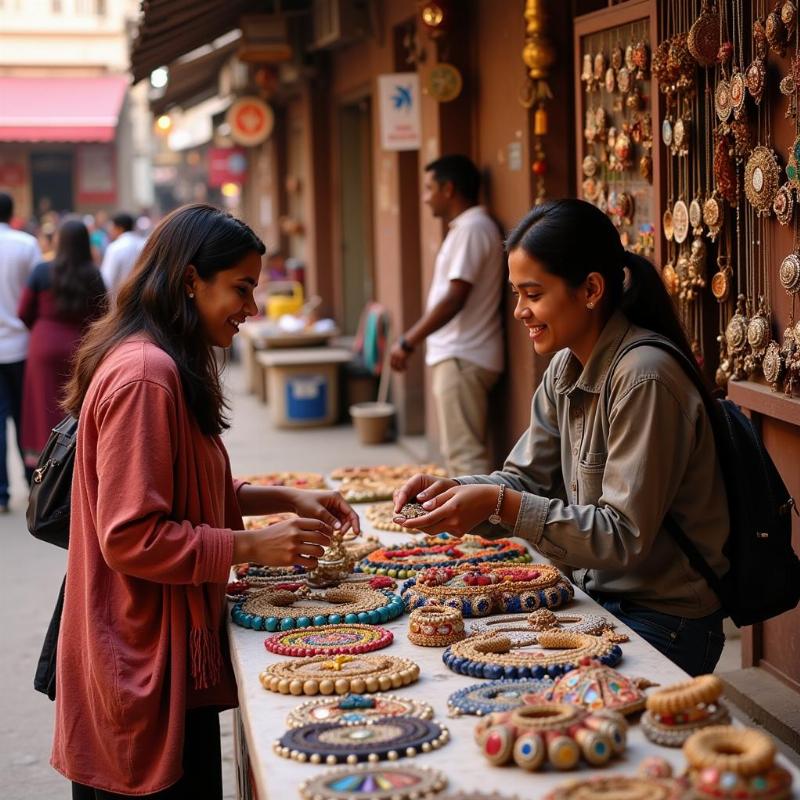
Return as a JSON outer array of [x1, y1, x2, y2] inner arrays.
[[431, 357, 500, 476]]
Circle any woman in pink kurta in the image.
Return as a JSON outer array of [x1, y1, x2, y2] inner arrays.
[[54, 205, 359, 798]]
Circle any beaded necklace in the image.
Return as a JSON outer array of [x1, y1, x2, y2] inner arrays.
[[286, 693, 434, 729]]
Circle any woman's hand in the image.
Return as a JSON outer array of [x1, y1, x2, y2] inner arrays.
[[288, 489, 360, 535], [393, 483, 500, 537], [234, 517, 332, 569], [392, 473, 459, 513]]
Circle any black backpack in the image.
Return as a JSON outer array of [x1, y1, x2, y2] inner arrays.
[[26, 415, 77, 700], [607, 339, 800, 627]]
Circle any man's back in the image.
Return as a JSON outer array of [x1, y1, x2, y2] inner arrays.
[[0, 223, 41, 363], [101, 231, 145, 299]]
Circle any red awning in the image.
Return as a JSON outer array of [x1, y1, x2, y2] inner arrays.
[[0, 76, 129, 143]]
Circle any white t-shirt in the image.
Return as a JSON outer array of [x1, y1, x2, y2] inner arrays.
[[425, 206, 504, 373], [100, 231, 145, 299], [0, 223, 41, 363]]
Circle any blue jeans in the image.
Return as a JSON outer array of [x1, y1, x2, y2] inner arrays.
[[598, 598, 726, 676], [0, 360, 29, 506]]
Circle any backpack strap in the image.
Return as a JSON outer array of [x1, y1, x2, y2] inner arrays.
[[604, 338, 727, 608]]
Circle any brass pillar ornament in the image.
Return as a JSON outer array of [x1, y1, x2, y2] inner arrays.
[[522, 0, 555, 204]]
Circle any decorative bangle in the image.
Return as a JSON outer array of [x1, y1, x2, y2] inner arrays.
[[447, 678, 554, 718], [299, 765, 449, 800], [259, 653, 420, 696], [275, 716, 448, 765], [402, 563, 573, 617], [231, 586, 404, 632], [357, 535, 531, 579], [264, 624, 394, 657], [443, 630, 623, 681], [408, 605, 465, 647], [475, 703, 627, 772], [641, 675, 731, 747], [683, 725, 793, 800], [544, 774, 688, 800], [523, 658, 652, 716], [286, 693, 434, 729]]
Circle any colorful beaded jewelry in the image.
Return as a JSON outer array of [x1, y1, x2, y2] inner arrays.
[[447, 678, 553, 717], [642, 675, 731, 747], [443, 631, 623, 681], [265, 624, 394, 657], [259, 653, 420, 696], [544, 774, 688, 799], [231, 586, 404, 632], [357, 535, 531, 579], [408, 606, 465, 647], [274, 716, 449, 764], [365, 502, 423, 533], [299, 764, 449, 800], [468, 609, 624, 640], [475, 704, 627, 772], [286, 693, 434, 729], [524, 659, 652, 716], [402, 564, 573, 617], [684, 726, 793, 799]]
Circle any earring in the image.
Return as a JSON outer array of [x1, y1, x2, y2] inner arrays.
[[586, 302, 595, 309], [188, 292, 195, 299]]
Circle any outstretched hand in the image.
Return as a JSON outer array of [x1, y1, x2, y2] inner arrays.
[[290, 489, 360, 535]]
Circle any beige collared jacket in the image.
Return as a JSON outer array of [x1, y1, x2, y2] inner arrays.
[[459, 311, 729, 618]]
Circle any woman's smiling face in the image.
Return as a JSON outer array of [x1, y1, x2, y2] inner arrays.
[[508, 247, 601, 359], [189, 249, 262, 348]]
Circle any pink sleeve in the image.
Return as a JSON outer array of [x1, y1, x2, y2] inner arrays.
[[94, 379, 234, 585]]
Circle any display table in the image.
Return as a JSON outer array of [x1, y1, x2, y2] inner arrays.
[[255, 347, 352, 428], [227, 510, 800, 799]]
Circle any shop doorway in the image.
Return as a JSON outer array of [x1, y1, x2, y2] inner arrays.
[[30, 151, 74, 217], [338, 98, 374, 335]]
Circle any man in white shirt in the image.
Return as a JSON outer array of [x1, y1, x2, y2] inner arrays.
[[100, 212, 145, 301], [390, 155, 504, 475], [0, 193, 41, 509]]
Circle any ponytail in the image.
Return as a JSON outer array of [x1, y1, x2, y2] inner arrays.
[[507, 199, 717, 408]]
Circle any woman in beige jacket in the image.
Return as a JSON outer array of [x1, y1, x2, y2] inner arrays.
[[394, 198, 729, 676]]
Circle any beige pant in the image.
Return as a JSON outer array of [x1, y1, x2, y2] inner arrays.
[[431, 358, 500, 476]]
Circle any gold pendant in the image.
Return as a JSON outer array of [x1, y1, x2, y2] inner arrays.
[[703, 192, 724, 241], [779, 251, 800, 293], [762, 340, 785, 390], [747, 296, 772, 356], [725, 294, 750, 354], [662, 260, 679, 296], [744, 146, 781, 216], [673, 199, 690, 244], [773, 183, 795, 224], [715, 79, 733, 122], [688, 0, 721, 67], [663, 208, 675, 242], [711, 255, 732, 302]]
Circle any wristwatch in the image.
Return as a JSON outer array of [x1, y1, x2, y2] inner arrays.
[[488, 485, 505, 525], [399, 336, 414, 354]]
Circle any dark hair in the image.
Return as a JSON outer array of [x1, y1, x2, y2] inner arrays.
[[0, 192, 13, 223], [424, 154, 481, 205], [51, 219, 106, 317], [506, 199, 715, 404], [111, 212, 135, 232], [64, 204, 266, 435]]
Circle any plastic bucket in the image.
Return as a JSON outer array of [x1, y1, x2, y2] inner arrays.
[[349, 402, 395, 445]]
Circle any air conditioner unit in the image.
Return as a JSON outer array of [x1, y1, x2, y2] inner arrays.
[[238, 14, 294, 63], [311, 0, 370, 50]]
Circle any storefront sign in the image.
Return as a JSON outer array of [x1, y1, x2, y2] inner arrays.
[[208, 147, 248, 187], [378, 73, 421, 151], [76, 144, 116, 204], [227, 96, 275, 147]]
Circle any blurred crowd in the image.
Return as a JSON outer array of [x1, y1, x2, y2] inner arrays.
[[0, 192, 151, 510]]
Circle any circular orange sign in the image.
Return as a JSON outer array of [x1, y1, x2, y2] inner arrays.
[[227, 96, 275, 146]]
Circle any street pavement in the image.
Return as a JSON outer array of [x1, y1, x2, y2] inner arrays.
[[0, 358, 427, 800]]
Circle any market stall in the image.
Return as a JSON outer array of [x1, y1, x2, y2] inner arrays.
[[226, 484, 800, 800]]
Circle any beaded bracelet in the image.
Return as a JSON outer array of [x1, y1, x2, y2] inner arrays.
[[684, 726, 793, 800], [544, 775, 689, 800], [299, 765, 449, 800], [275, 716, 449, 765], [286, 693, 434, 729], [231, 586, 405, 632], [402, 563, 573, 617], [264, 624, 394, 657], [641, 675, 731, 747], [475, 704, 627, 772], [469, 609, 624, 640], [443, 630, 623, 681], [408, 605, 465, 647], [357, 535, 531, 579], [259, 653, 421, 696], [447, 678, 554, 717]]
